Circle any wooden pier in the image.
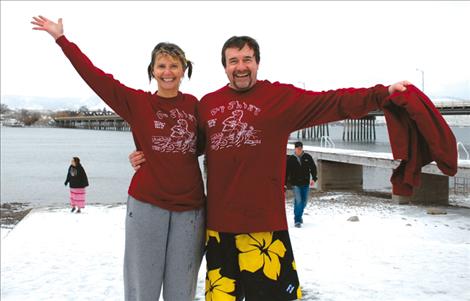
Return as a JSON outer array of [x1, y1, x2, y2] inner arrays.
[[342, 116, 376, 142], [297, 124, 330, 140], [53, 113, 130, 131], [296, 116, 377, 142]]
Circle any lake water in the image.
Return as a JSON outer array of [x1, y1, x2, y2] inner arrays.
[[1, 127, 135, 206], [1, 125, 469, 206]]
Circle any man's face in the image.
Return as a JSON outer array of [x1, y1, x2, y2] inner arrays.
[[294, 147, 303, 156], [224, 45, 259, 91]]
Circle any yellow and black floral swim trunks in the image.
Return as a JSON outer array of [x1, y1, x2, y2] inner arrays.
[[205, 229, 302, 301]]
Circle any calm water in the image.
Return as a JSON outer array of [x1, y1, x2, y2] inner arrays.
[[1, 125, 469, 206], [1, 127, 135, 206]]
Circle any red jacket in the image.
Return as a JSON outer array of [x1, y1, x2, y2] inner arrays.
[[382, 85, 457, 196]]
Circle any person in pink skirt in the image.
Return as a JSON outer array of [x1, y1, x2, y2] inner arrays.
[[64, 157, 89, 213]]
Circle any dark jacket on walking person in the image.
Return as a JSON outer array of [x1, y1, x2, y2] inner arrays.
[[64, 157, 89, 212], [64, 161, 89, 188], [286, 152, 317, 187]]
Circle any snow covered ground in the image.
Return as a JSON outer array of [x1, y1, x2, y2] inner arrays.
[[2, 193, 470, 301]]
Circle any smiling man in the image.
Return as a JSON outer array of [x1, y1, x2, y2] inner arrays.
[[223, 40, 259, 91], [197, 35, 409, 301]]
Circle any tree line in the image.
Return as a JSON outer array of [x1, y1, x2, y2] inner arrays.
[[0, 104, 113, 126]]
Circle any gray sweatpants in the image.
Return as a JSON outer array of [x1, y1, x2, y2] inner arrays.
[[124, 196, 205, 301]]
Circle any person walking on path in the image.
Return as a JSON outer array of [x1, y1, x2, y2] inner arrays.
[[64, 157, 89, 213], [286, 141, 317, 228], [32, 15, 205, 301]]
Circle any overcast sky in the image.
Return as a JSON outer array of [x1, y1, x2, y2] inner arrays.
[[1, 1, 469, 110]]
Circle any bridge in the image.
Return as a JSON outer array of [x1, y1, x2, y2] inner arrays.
[[53, 114, 130, 131], [54, 101, 469, 135], [297, 101, 470, 141], [287, 144, 470, 205]]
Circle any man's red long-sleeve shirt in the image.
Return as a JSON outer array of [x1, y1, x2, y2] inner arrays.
[[199, 81, 390, 232]]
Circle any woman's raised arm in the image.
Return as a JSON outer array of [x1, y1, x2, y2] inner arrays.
[[31, 16, 141, 122]]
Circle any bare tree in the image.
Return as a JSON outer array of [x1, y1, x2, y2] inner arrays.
[[52, 110, 79, 118], [18, 109, 41, 126], [78, 105, 89, 114], [0, 103, 10, 114]]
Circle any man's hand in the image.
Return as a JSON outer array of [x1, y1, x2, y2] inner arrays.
[[129, 151, 146, 171], [310, 180, 315, 188], [31, 15, 64, 40], [388, 80, 412, 95]]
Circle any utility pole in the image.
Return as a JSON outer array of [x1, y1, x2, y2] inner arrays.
[[416, 68, 424, 92]]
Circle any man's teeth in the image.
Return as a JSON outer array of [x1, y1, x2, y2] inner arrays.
[[235, 73, 249, 78]]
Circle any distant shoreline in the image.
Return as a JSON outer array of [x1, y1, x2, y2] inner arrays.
[[3, 121, 470, 129]]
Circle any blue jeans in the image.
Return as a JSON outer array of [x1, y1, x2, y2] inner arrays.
[[293, 185, 310, 224]]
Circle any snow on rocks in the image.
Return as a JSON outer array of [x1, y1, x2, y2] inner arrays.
[[427, 207, 448, 215], [347, 216, 360, 222]]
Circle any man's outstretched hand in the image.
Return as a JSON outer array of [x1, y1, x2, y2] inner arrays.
[[388, 80, 413, 95]]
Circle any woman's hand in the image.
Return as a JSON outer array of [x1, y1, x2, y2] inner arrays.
[[129, 151, 146, 171], [31, 15, 64, 40]]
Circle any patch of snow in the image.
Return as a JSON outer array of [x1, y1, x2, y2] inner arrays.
[[2, 197, 470, 301]]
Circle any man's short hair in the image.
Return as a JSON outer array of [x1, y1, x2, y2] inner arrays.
[[294, 141, 303, 148], [221, 36, 260, 68]]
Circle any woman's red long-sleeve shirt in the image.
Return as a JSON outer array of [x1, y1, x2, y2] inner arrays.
[[57, 36, 205, 211]]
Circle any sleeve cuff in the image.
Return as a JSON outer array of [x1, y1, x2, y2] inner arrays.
[[376, 84, 390, 100], [55, 35, 68, 46]]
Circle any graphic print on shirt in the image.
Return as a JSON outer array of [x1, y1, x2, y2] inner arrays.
[[209, 100, 262, 151], [151, 109, 196, 154]]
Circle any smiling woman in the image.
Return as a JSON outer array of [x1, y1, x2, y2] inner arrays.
[[147, 42, 193, 97], [30, 15, 206, 301]]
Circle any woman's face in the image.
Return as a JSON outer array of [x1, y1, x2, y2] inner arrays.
[[152, 53, 184, 97]]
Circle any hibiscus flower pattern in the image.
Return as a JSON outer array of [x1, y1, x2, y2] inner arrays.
[[205, 268, 236, 301], [235, 232, 287, 280], [206, 229, 221, 245]]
